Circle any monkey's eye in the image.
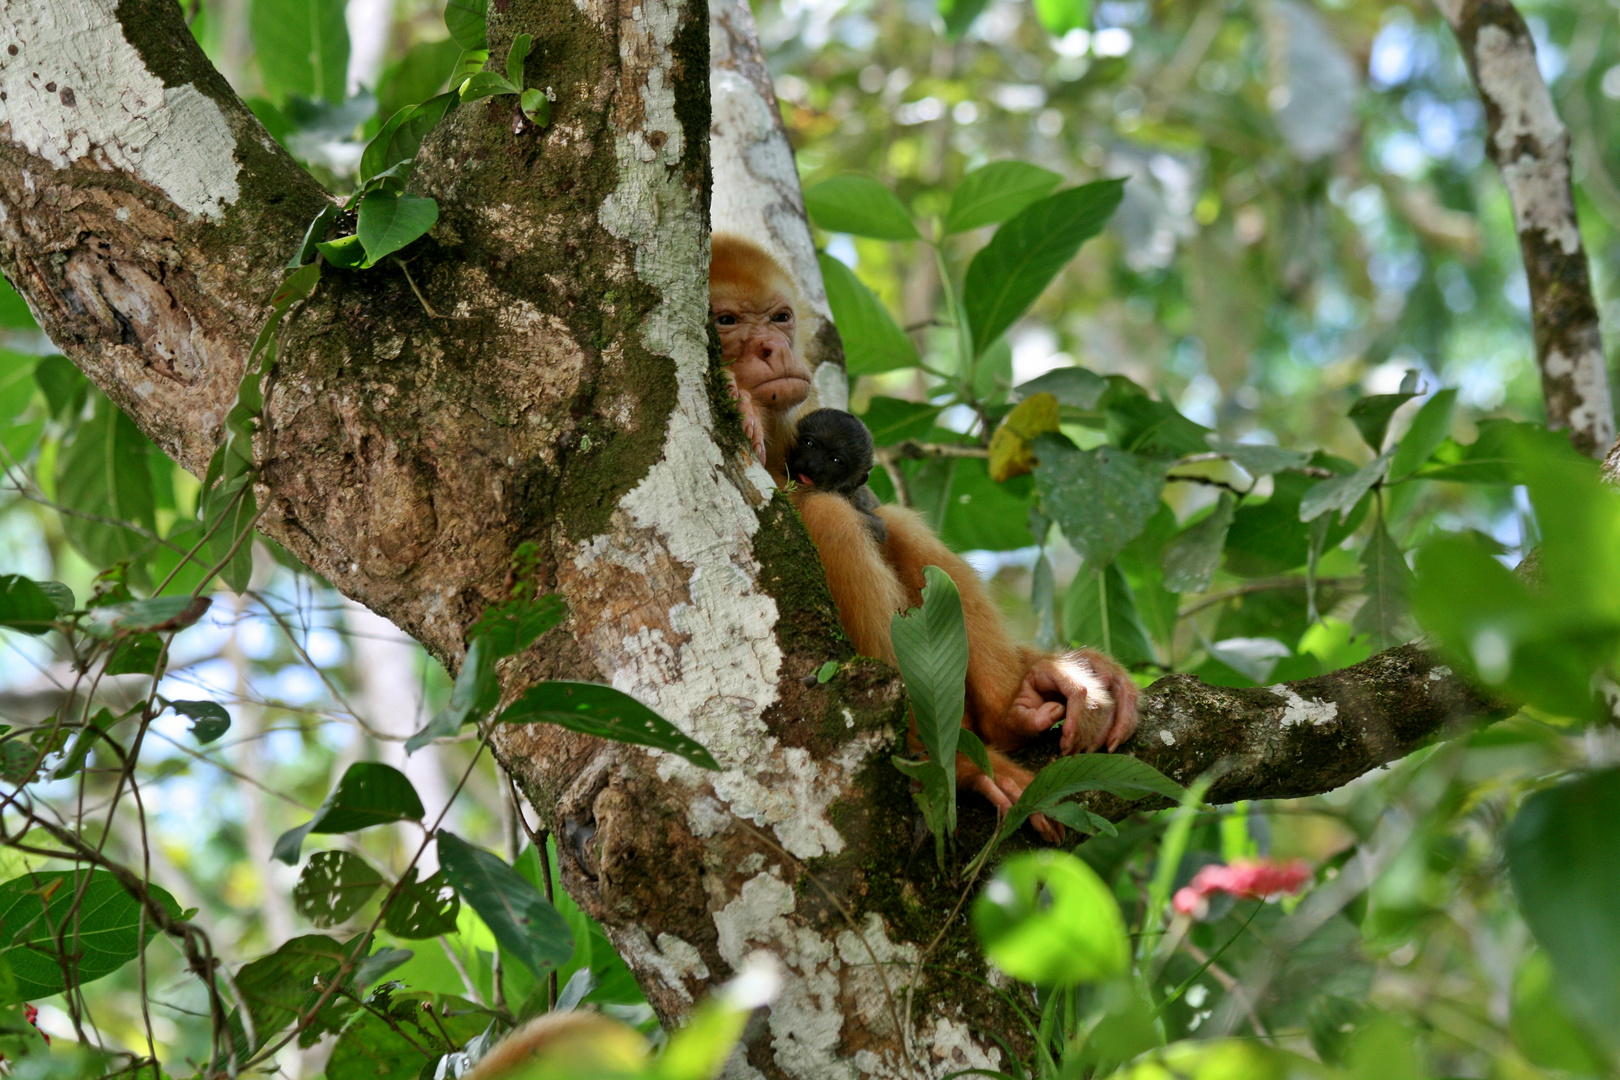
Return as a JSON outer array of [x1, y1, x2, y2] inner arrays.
[[830, 455, 842, 466], [771, 311, 793, 323], [801, 437, 816, 448], [716, 314, 737, 327]]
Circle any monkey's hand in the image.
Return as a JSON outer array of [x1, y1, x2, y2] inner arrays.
[[998, 652, 1138, 756], [723, 371, 768, 462], [958, 752, 1063, 843]]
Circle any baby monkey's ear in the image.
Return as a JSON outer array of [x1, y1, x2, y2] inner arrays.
[[856, 470, 870, 486]]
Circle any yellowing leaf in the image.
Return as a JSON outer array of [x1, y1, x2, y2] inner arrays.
[[988, 392, 1060, 482]]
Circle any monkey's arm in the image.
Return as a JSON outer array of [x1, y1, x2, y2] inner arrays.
[[793, 491, 906, 663]]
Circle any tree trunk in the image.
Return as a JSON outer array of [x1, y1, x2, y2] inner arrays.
[[0, 1, 1566, 1076]]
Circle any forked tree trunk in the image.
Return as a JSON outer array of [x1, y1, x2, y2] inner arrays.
[[0, 0, 1589, 1077]]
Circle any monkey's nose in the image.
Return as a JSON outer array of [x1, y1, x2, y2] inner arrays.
[[758, 345, 773, 360]]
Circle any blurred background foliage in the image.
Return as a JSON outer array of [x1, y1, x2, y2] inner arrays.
[[0, 0, 1617, 1074]]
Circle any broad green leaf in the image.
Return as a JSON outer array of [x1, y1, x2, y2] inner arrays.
[[326, 991, 491, 1080], [315, 232, 367, 268], [816, 660, 839, 683], [274, 763, 426, 864], [104, 633, 163, 676], [803, 176, 920, 240], [973, 851, 1129, 986], [1062, 563, 1154, 666], [1353, 523, 1414, 650], [1346, 391, 1417, 451], [405, 636, 499, 751], [376, 36, 461, 120], [81, 596, 209, 638], [1161, 493, 1235, 594], [1034, 435, 1165, 567], [383, 870, 460, 939], [1299, 450, 1391, 523], [964, 179, 1125, 357], [1506, 768, 1620, 1049], [817, 254, 919, 375], [0, 275, 35, 329], [944, 161, 1063, 234], [437, 830, 573, 977], [956, 727, 993, 776], [55, 397, 159, 567], [36, 582, 74, 615], [939, 0, 993, 37], [1409, 418, 1569, 484], [1013, 365, 1108, 410], [520, 87, 550, 124], [506, 32, 531, 87], [860, 397, 940, 445], [988, 393, 1060, 482], [458, 70, 519, 102], [1043, 801, 1118, 837], [0, 351, 33, 423], [0, 870, 180, 1003], [231, 935, 351, 1055], [356, 192, 439, 268], [496, 681, 720, 770], [444, 0, 488, 49], [166, 699, 231, 744], [999, 754, 1186, 841], [940, 458, 1036, 551], [294, 851, 384, 928], [33, 355, 88, 419], [1034, 0, 1089, 36], [251, 0, 350, 102], [1511, 951, 1611, 1071], [1225, 470, 1363, 577], [1204, 435, 1312, 477], [1105, 387, 1211, 459], [1387, 388, 1457, 482], [0, 575, 57, 635], [890, 566, 969, 831], [467, 592, 567, 659]]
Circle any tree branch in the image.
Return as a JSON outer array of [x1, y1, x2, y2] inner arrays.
[[1439, 0, 1615, 458]]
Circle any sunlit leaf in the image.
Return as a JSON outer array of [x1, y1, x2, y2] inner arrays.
[[944, 161, 1062, 234], [1012, 365, 1107, 410], [818, 254, 919, 375], [82, 596, 210, 638], [803, 176, 920, 240], [973, 851, 1129, 985], [0, 870, 180, 1003], [1387, 388, 1457, 482]]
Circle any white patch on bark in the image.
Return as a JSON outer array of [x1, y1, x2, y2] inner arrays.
[[1159, 729, 1176, 746], [1428, 665, 1453, 681], [921, 1016, 1005, 1078], [1544, 342, 1614, 446], [1472, 26, 1581, 255], [1270, 686, 1339, 727], [0, 0, 241, 220], [615, 927, 711, 1004]]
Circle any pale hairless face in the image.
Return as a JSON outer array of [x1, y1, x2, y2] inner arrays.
[[711, 286, 812, 410]]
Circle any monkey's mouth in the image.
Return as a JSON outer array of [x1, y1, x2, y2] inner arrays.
[[796, 473, 814, 487], [751, 376, 812, 407]]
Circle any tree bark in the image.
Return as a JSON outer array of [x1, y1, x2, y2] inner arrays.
[[1438, 0, 1616, 458], [0, 1, 1563, 1077]]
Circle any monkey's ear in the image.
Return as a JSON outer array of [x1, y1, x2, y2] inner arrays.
[[856, 470, 870, 486]]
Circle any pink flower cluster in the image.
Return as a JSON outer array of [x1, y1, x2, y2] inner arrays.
[[1172, 858, 1312, 918]]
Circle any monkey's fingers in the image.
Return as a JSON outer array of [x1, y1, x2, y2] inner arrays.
[[1028, 812, 1064, 844], [1103, 677, 1140, 752], [968, 772, 1014, 814]]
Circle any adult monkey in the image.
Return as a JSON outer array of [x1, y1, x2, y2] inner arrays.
[[711, 234, 1139, 839]]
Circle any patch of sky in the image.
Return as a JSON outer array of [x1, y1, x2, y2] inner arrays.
[[825, 234, 858, 269]]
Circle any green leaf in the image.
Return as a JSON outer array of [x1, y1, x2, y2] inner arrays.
[[506, 32, 531, 87], [406, 636, 499, 751], [467, 593, 567, 659], [1063, 562, 1154, 666], [326, 991, 490, 1080], [973, 851, 1129, 986], [1013, 366, 1107, 410], [1412, 419, 1566, 483], [944, 161, 1063, 234], [1387, 388, 1457, 482], [231, 935, 351, 1055], [251, 0, 351, 102], [1161, 493, 1235, 594], [1204, 435, 1312, 477], [0, 274, 36, 329], [167, 699, 231, 744], [1511, 951, 1611, 1072], [890, 566, 969, 832], [0, 870, 180, 1003], [817, 254, 919, 376], [1034, 435, 1165, 567], [520, 87, 550, 124], [359, 92, 457, 185], [82, 596, 210, 638], [496, 682, 720, 770], [273, 763, 426, 864], [1105, 386, 1211, 459], [1299, 450, 1391, 523], [33, 355, 88, 420], [1034, 0, 1089, 36], [105, 633, 163, 676], [289, 204, 341, 267], [803, 176, 920, 240], [1346, 391, 1417, 452], [999, 754, 1186, 842], [444, 0, 488, 49], [294, 851, 385, 928], [939, 0, 993, 37], [860, 397, 941, 445], [1353, 523, 1414, 650], [356, 192, 439, 268], [457, 70, 519, 101], [816, 660, 839, 683], [436, 831, 574, 977], [315, 232, 368, 268], [383, 870, 461, 939], [0, 352, 34, 423], [940, 458, 1036, 552], [956, 727, 993, 776], [55, 396, 159, 567], [0, 576, 57, 635], [1505, 768, 1620, 1050], [1042, 801, 1117, 837], [964, 179, 1125, 357], [36, 581, 74, 615], [377, 36, 462, 120]]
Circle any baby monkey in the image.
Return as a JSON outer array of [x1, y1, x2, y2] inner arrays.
[[786, 409, 887, 544]]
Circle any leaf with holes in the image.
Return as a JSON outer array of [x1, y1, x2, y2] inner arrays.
[[294, 851, 384, 928], [497, 682, 719, 769], [274, 763, 426, 864], [383, 869, 461, 939]]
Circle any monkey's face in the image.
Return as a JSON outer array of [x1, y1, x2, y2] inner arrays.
[[712, 287, 812, 410], [786, 429, 863, 493]]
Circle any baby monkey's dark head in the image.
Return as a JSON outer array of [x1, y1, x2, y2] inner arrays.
[[787, 409, 875, 496]]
